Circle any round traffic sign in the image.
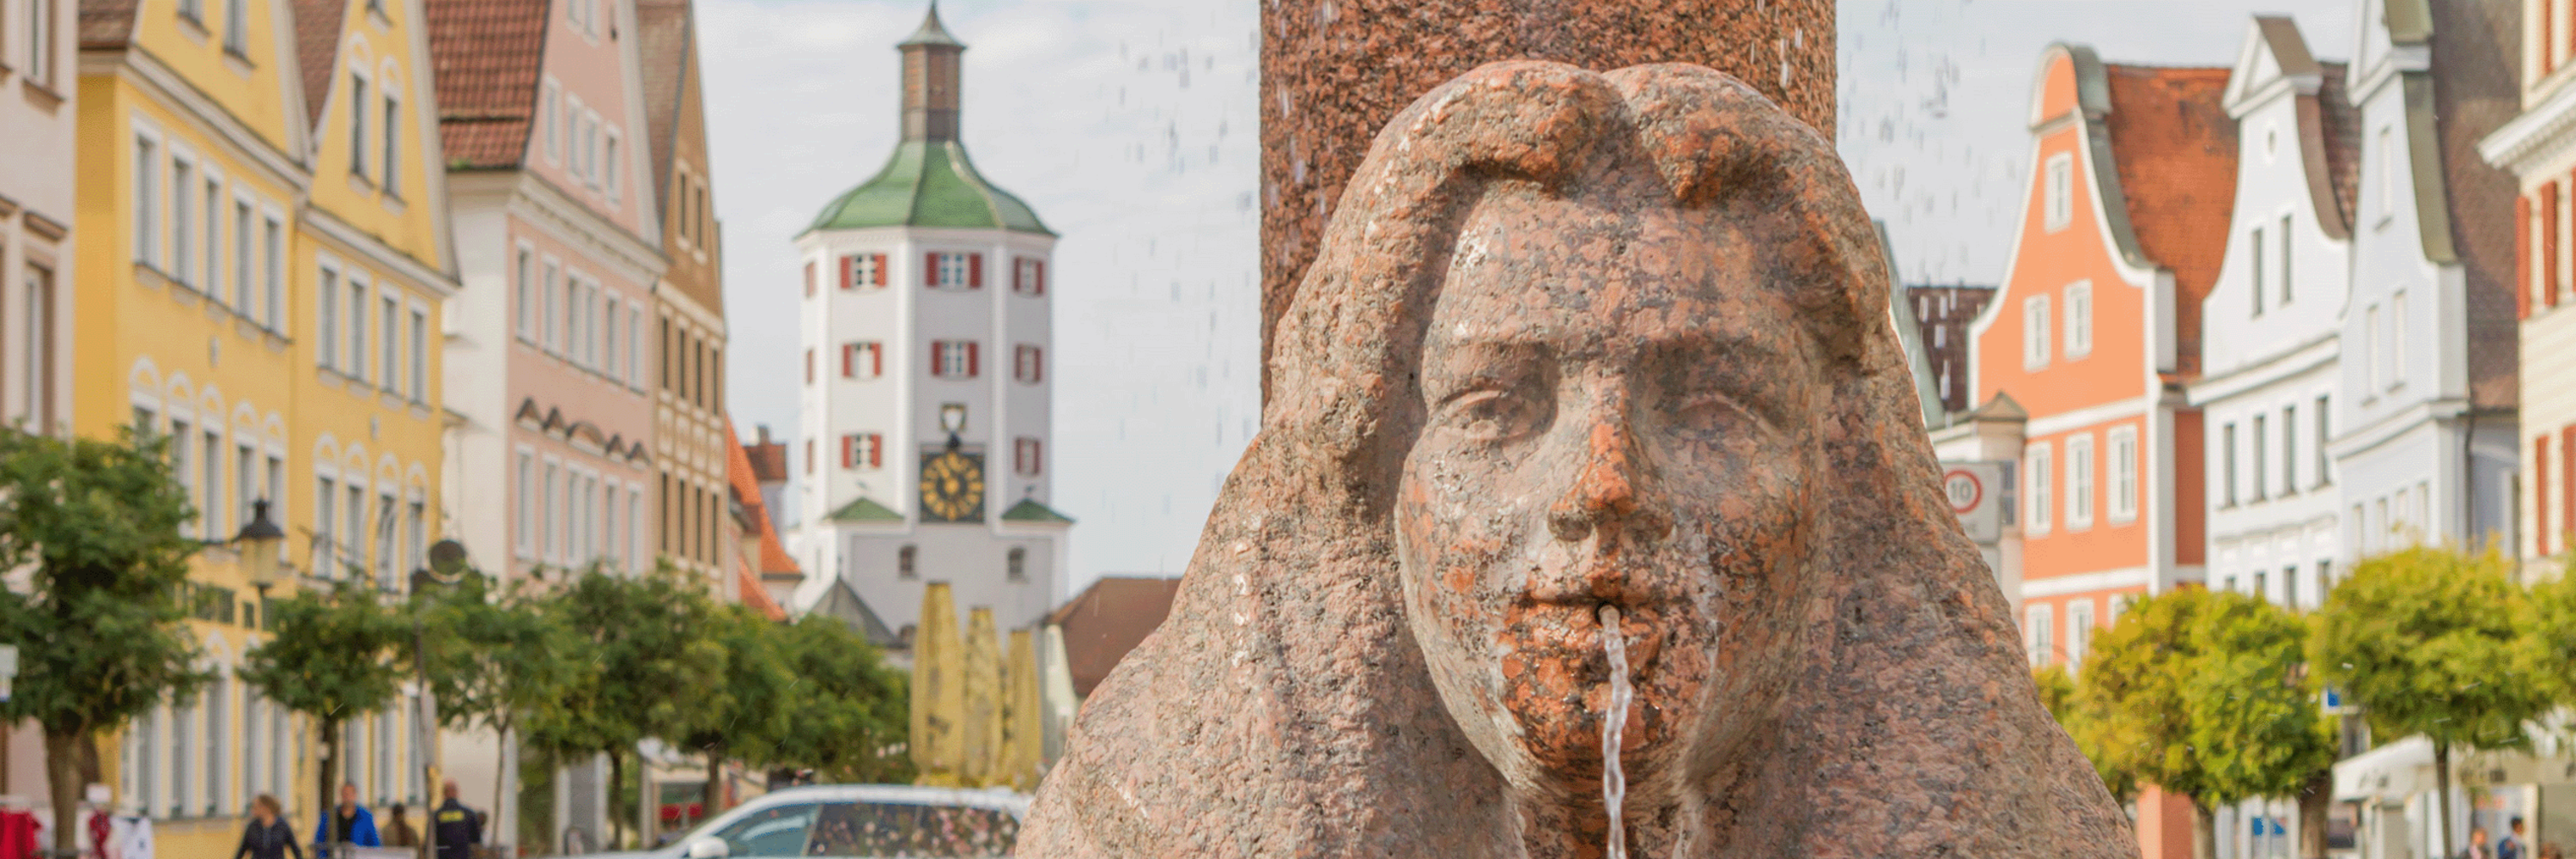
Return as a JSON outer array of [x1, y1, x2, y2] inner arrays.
[[1942, 468, 1984, 515]]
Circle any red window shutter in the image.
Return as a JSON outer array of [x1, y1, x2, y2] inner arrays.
[[927, 253, 940, 287], [805, 440, 814, 475], [969, 253, 984, 288], [2521, 194, 2536, 320], [1012, 259, 1024, 293], [1035, 260, 1046, 295], [930, 341, 945, 377], [805, 261, 817, 296], [1035, 346, 1044, 382], [2564, 427, 2575, 552], [967, 342, 980, 377], [1034, 439, 1043, 475], [804, 348, 814, 383], [2547, 181, 2562, 308], [872, 253, 888, 286], [2544, 436, 2557, 557], [841, 344, 853, 378], [870, 435, 884, 467], [841, 435, 854, 469], [839, 256, 853, 290]]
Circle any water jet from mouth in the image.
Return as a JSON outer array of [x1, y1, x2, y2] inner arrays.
[[1601, 605, 1631, 859]]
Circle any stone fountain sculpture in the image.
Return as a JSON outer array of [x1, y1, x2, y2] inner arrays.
[[1018, 61, 2135, 858]]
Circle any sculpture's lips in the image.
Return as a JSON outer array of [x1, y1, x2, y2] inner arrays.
[[1502, 601, 1666, 680]]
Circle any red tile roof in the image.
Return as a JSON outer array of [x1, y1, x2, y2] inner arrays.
[[2315, 62, 2361, 234], [1048, 576, 1182, 698], [636, 0, 690, 210], [291, 0, 347, 130], [425, 0, 547, 168], [2102, 64, 2236, 378], [744, 436, 788, 484], [725, 419, 802, 579], [737, 560, 787, 621]]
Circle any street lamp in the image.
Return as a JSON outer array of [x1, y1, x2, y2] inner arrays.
[[940, 403, 967, 449], [236, 498, 287, 606]]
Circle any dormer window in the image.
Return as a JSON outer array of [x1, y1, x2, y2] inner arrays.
[[2044, 153, 2073, 232]]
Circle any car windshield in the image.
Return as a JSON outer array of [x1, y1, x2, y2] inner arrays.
[[696, 800, 1018, 858]]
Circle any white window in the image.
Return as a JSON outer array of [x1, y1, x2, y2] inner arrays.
[[603, 129, 622, 198], [410, 308, 427, 399], [2362, 304, 2380, 393], [2026, 605, 2055, 667], [541, 462, 558, 562], [203, 677, 226, 813], [2277, 214, 2293, 305], [202, 173, 221, 298], [2108, 426, 2138, 522], [134, 136, 161, 267], [22, 265, 53, 430], [514, 451, 534, 557], [319, 268, 340, 369], [2022, 295, 2051, 369], [241, 692, 261, 804], [2251, 414, 2269, 501], [2221, 422, 2239, 507], [222, 0, 246, 52], [314, 475, 337, 571], [2251, 226, 2267, 315], [200, 427, 222, 539], [2067, 433, 2095, 529], [541, 80, 562, 163], [29, 0, 57, 88], [562, 94, 582, 180], [2281, 405, 2300, 492], [2026, 442, 2054, 535], [2377, 126, 2395, 218], [843, 342, 883, 379], [841, 434, 884, 470], [173, 158, 195, 286], [2388, 289, 2407, 389], [541, 259, 561, 351], [349, 72, 371, 181], [626, 306, 641, 386], [380, 294, 399, 392], [583, 111, 601, 188], [603, 490, 618, 570], [262, 216, 284, 329], [231, 198, 253, 310], [2066, 600, 2095, 673], [2063, 281, 2092, 359], [382, 92, 402, 198], [603, 299, 621, 382], [513, 246, 533, 339], [2044, 153, 2073, 231], [932, 340, 977, 378], [349, 278, 369, 383], [933, 253, 978, 289], [626, 487, 641, 571]]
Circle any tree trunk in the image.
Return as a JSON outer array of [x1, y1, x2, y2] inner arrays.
[[607, 749, 627, 850], [702, 740, 725, 832], [2194, 800, 2218, 859], [2435, 741, 2457, 859], [42, 728, 83, 856], [2300, 767, 2334, 859], [318, 717, 341, 843], [493, 725, 513, 856]]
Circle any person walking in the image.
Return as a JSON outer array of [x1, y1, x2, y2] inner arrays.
[[2505, 818, 2531, 859], [429, 781, 482, 859], [232, 795, 302, 859], [2465, 828, 2497, 859], [313, 783, 380, 859], [382, 803, 419, 848]]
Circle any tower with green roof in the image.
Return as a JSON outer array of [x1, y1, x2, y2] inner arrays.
[[793, 3, 1068, 637]]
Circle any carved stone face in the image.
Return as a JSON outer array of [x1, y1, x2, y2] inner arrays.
[[1395, 186, 1824, 796]]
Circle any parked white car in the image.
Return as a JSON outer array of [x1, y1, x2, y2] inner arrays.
[[564, 784, 1030, 859]]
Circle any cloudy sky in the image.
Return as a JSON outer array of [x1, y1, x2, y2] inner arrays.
[[702, 0, 2354, 594]]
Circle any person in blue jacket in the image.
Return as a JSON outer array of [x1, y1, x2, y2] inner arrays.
[[313, 783, 381, 858]]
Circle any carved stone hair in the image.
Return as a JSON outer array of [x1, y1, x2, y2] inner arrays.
[[1019, 61, 2133, 859]]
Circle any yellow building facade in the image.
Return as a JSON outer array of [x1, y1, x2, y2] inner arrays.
[[73, 0, 453, 846]]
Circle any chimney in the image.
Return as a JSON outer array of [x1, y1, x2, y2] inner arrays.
[[757, 424, 772, 444]]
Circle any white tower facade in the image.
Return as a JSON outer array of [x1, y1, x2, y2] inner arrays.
[[793, 6, 1068, 637]]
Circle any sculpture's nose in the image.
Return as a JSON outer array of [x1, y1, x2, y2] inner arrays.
[[1546, 415, 1674, 549]]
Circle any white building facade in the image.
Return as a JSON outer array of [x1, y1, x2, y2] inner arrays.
[[793, 7, 1069, 637], [2191, 17, 2353, 614], [2332, 0, 2521, 567]]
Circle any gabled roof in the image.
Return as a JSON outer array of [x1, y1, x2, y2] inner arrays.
[[1047, 576, 1182, 698], [736, 561, 787, 621], [2316, 62, 2361, 231], [425, 0, 549, 168], [815, 578, 902, 649], [636, 0, 691, 213], [898, 3, 960, 49], [724, 419, 803, 581], [290, 0, 349, 126], [999, 498, 1073, 524], [829, 496, 904, 523], [2100, 63, 2237, 378]]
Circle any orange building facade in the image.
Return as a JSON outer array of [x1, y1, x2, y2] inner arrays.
[[1971, 44, 2236, 857]]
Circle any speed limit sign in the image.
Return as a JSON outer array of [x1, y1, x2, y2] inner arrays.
[[1941, 460, 2004, 543]]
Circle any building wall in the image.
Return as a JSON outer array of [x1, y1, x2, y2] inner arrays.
[[0, 0, 78, 455], [798, 225, 1061, 633]]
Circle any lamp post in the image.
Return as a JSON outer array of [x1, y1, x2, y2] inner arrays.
[[236, 498, 287, 606], [410, 539, 471, 859]]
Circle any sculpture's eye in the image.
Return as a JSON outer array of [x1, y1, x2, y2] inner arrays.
[[1668, 389, 1765, 436], [1441, 387, 1547, 442]]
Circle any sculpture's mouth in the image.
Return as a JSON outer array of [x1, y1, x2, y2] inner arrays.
[[1504, 600, 1667, 684]]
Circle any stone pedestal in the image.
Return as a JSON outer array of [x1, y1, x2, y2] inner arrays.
[[1258, 0, 1834, 402]]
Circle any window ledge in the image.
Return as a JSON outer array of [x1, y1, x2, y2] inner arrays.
[[221, 48, 253, 77], [20, 76, 63, 112]]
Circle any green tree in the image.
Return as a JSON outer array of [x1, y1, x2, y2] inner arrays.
[[523, 563, 726, 848], [675, 604, 793, 825], [2081, 588, 2336, 859], [0, 427, 210, 854], [2313, 545, 2547, 859], [2034, 664, 2134, 802], [768, 616, 911, 785], [419, 571, 591, 849], [239, 579, 410, 822]]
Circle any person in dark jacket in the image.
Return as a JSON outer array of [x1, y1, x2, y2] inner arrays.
[[382, 803, 418, 848], [234, 795, 303, 859], [430, 780, 482, 859]]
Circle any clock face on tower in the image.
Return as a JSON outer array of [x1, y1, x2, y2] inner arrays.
[[919, 449, 986, 522]]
